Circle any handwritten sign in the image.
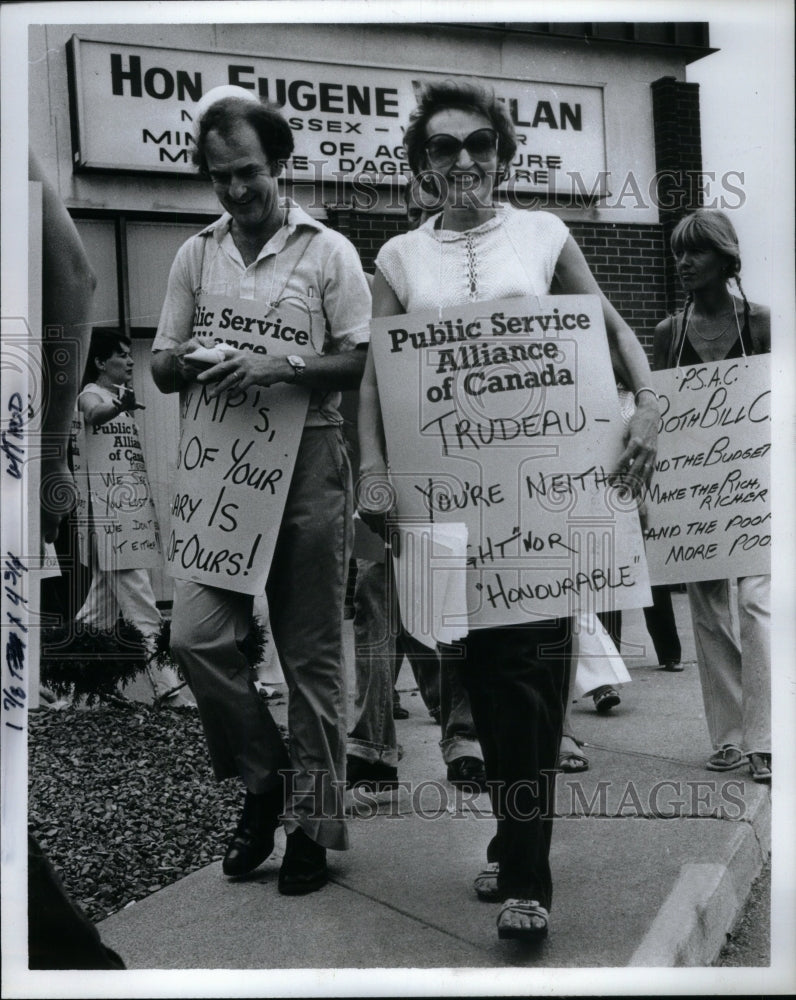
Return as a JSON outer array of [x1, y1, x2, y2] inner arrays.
[[73, 407, 162, 572], [166, 296, 311, 596], [370, 295, 650, 627], [644, 355, 770, 584]]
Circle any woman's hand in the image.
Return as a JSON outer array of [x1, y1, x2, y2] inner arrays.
[[617, 397, 659, 494], [197, 348, 294, 397], [117, 386, 144, 413]]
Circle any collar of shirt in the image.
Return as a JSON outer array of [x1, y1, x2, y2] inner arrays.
[[197, 199, 323, 262]]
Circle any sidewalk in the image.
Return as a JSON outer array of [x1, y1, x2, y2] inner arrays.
[[97, 592, 771, 970]]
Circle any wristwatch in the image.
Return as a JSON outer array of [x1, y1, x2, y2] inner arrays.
[[286, 355, 306, 381]]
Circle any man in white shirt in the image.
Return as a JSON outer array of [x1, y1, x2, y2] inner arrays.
[[152, 90, 371, 894]]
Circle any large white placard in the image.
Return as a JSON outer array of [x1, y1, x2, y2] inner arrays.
[[73, 410, 162, 572], [644, 355, 770, 584], [165, 296, 311, 596], [370, 294, 651, 627]]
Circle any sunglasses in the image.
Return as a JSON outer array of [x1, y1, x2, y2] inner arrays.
[[424, 128, 499, 165]]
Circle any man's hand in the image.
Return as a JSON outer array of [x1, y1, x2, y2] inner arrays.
[[197, 348, 294, 397], [172, 338, 212, 384]]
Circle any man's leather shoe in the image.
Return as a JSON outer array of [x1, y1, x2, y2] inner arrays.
[[222, 787, 281, 877], [278, 828, 328, 895], [447, 756, 488, 792]]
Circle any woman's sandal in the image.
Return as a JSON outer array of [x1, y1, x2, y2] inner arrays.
[[558, 734, 589, 773], [749, 752, 771, 783], [496, 898, 549, 941], [473, 862, 501, 901]]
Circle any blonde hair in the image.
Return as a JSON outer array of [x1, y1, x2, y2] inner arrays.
[[670, 209, 741, 280]]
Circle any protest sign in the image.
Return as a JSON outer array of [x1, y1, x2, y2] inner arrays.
[[166, 296, 311, 596], [644, 355, 770, 584], [370, 295, 650, 628], [75, 407, 162, 572]]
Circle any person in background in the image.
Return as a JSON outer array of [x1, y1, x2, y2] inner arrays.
[[151, 88, 371, 894], [654, 208, 770, 782], [28, 149, 125, 972], [644, 585, 683, 672], [348, 177, 486, 794], [74, 329, 185, 702], [358, 79, 659, 942], [30, 149, 97, 544]]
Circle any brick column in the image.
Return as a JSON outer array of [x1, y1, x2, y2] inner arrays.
[[651, 76, 703, 312]]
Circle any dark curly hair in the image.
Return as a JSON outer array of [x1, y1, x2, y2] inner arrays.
[[403, 79, 517, 180], [83, 328, 131, 386], [192, 97, 294, 177]]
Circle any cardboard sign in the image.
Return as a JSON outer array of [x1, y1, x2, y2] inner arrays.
[[370, 295, 651, 627], [75, 408, 162, 571], [165, 296, 311, 596], [644, 355, 770, 584]]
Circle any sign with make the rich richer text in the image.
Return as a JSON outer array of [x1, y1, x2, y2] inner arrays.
[[370, 295, 651, 627], [73, 409, 162, 571], [644, 354, 770, 584], [166, 296, 311, 596]]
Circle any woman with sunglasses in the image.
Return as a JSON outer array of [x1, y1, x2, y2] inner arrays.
[[357, 79, 659, 943], [654, 209, 771, 783]]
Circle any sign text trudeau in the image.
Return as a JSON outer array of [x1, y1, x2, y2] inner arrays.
[[370, 294, 651, 627]]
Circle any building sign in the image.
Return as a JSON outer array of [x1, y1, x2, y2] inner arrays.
[[66, 36, 606, 197], [369, 294, 650, 627]]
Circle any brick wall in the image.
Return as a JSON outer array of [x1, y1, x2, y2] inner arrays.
[[328, 209, 672, 360], [651, 76, 704, 311]]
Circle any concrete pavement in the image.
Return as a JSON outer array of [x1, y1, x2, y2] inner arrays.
[[97, 592, 771, 971]]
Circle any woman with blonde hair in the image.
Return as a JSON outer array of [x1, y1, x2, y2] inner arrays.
[[654, 208, 771, 782]]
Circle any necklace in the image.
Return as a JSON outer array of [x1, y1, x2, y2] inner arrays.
[[677, 298, 744, 366], [687, 302, 739, 342]]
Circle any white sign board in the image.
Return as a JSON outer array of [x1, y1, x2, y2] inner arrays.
[[165, 296, 311, 596], [370, 294, 651, 627], [67, 36, 606, 196], [73, 411, 162, 572], [644, 355, 770, 584]]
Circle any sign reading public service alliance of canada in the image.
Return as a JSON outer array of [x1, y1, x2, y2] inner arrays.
[[370, 294, 651, 628], [66, 36, 606, 197]]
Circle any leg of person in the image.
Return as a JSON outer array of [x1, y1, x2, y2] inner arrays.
[[439, 653, 486, 790], [559, 660, 588, 773], [587, 613, 622, 713], [111, 567, 187, 701], [346, 558, 399, 789], [402, 629, 441, 721], [643, 585, 683, 670], [75, 561, 119, 632], [738, 575, 771, 781], [451, 619, 571, 938], [596, 610, 622, 650], [170, 580, 288, 876], [267, 428, 351, 896], [686, 579, 745, 769]]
